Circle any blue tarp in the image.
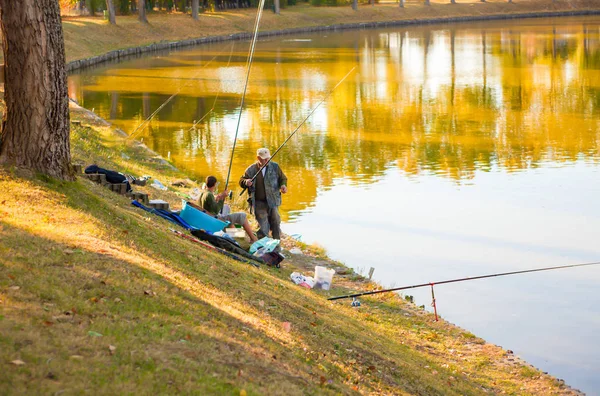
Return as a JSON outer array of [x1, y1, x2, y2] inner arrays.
[[131, 200, 197, 230]]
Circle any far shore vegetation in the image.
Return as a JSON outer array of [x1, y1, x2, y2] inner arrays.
[[58, 0, 600, 64]]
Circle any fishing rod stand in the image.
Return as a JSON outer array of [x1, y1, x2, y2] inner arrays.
[[430, 283, 439, 322]]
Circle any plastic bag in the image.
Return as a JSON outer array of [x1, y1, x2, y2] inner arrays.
[[290, 272, 315, 289], [151, 179, 168, 191], [249, 237, 280, 254], [189, 187, 201, 201]]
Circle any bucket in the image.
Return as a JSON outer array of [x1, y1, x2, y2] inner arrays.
[[314, 266, 335, 290]]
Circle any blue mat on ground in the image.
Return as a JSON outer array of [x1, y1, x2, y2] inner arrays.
[[131, 200, 197, 230]]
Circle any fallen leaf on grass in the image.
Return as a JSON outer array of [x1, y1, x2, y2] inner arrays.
[[10, 360, 25, 366], [310, 322, 317, 327], [43, 321, 54, 326], [7, 274, 15, 280], [63, 249, 75, 255], [259, 300, 264, 308], [144, 290, 157, 296], [319, 376, 326, 386], [240, 390, 247, 396], [9, 286, 20, 291], [282, 322, 291, 332], [108, 345, 116, 355], [88, 331, 103, 337]]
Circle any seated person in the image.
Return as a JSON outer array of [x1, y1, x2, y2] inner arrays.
[[198, 175, 258, 242]]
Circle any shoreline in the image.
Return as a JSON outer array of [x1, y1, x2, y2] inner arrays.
[[66, 8, 600, 72]]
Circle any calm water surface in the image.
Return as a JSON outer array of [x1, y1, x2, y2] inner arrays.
[[70, 16, 600, 394]]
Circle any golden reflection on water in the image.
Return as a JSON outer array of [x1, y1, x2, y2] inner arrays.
[[69, 16, 600, 219]]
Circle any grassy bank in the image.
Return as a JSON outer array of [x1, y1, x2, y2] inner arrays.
[[0, 104, 580, 394], [61, 0, 600, 64]]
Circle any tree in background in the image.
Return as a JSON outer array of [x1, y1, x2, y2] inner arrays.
[[0, 0, 73, 180], [138, 0, 148, 21], [191, 0, 199, 19], [106, 0, 117, 23]]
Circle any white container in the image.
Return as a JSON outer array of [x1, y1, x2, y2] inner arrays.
[[314, 266, 335, 290], [225, 227, 245, 238]]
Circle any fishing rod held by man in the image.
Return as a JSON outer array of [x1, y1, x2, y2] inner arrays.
[[238, 66, 357, 198]]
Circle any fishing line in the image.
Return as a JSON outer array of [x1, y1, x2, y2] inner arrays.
[[239, 66, 357, 196], [328, 260, 600, 301], [127, 51, 222, 141], [187, 41, 236, 133], [223, 0, 267, 191]]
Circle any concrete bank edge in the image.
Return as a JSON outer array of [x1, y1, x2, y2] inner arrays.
[[67, 8, 600, 72]]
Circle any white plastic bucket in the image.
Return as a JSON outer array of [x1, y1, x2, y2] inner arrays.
[[314, 266, 335, 290]]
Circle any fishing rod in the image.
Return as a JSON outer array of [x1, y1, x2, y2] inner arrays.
[[127, 51, 223, 141], [328, 261, 600, 302], [223, 0, 267, 191], [170, 229, 260, 268], [239, 66, 357, 197]]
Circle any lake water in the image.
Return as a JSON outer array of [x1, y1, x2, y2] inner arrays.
[[69, 15, 600, 394]]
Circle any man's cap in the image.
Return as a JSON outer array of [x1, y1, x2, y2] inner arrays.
[[257, 148, 271, 160]]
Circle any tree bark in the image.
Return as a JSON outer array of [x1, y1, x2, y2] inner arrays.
[[191, 0, 199, 19], [274, 0, 280, 14], [138, 0, 148, 22], [352, 0, 357, 10], [106, 0, 116, 24], [399, 0, 404, 7], [0, 0, 73, 180]]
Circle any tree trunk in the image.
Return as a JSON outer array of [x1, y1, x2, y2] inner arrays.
[[191, 0, 199, 19], [89, 0, 96, 16], [274, 0, 280, 14], [138, 0, 148, 22], [106, 0, 116, 24], [399, 0, 404, 7], [0, 0, 73, 180]]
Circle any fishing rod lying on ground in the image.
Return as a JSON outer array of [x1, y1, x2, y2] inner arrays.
[[239, 66, 357, 197], [328, 261, 600, 321], [170, 228, 260, 268]]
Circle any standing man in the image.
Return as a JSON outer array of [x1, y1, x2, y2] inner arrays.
[[239, 148, 287, 240]]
